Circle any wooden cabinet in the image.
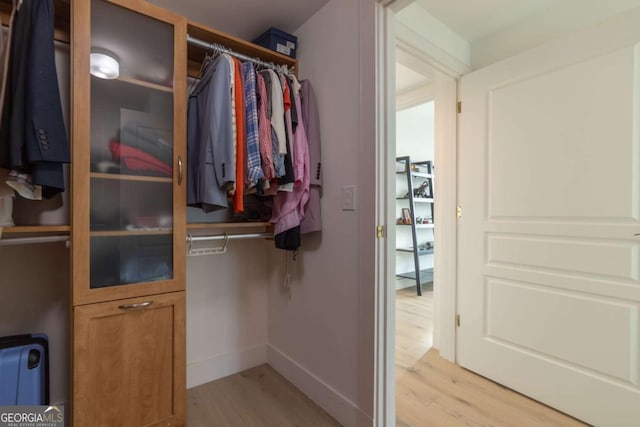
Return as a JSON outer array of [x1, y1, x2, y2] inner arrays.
[[73, 292, 185, 426], [71, 0, 187, 425]]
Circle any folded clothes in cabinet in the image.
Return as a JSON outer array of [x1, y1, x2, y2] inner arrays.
[[109, 139, 172, 176], [119, 124, 173, 165]]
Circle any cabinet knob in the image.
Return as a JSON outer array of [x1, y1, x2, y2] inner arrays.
[[178, 156, 183, 186], [118, 301, 154, 310]]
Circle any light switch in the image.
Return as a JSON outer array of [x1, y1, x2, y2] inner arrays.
[[342, 185, 356, 211]]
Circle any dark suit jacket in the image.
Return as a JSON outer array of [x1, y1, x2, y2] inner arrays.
[[0, 0, 69, 198]]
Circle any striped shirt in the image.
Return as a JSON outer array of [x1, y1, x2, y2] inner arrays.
[[242, 62, 264, 183]]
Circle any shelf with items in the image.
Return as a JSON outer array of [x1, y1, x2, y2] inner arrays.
[[395, 156, 435, 296], [396, 246, 434, 256], [397, 268, 434, 290], [396, 197, 433, 203], [397, 223, 435, 229], [186, 20, 298, 79]]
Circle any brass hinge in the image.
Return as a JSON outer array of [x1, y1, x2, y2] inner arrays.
[[456, 314, 461, 327], [456, 206, 462, 219], [457, 101, 462, 114], [376, 225, 385, 239]]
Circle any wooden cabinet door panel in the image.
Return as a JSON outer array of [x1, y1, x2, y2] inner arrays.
[[73, 292, 185, 426]]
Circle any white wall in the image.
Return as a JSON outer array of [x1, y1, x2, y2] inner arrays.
[[267, 0, 375, 425], [395, 3, 469, 70], [396, 101, 434, 159], [471, 0, 640, 69], [394, 3, 470, 76], [186, 240, 269, 388]]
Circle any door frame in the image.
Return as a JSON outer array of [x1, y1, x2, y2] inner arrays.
[[373, 0, 463, 424]]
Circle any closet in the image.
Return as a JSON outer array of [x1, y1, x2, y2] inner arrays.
[[1, 0, 302, 425]]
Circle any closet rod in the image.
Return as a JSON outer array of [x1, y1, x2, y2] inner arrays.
[[187, 232, 272, 243], [0, 235, 69, 246], [187, 34, 279, 70]]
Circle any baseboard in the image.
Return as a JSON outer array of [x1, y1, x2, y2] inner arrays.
[[187, 344, 268, 389], [267, 344, 372, 427], [395, 279, 414, 291]]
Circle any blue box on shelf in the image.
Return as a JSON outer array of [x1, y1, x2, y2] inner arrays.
[[253, 27, 297, 59]]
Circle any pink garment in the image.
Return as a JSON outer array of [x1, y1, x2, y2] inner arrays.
[[270, 96, 310, 234], [109, 140, 172, 176], [256, 73, 275, 180]]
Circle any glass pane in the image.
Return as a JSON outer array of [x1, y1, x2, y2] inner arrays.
[[90, 179, 173, 231], [90, 0, 174, 288], [90, 235, 173, 288]]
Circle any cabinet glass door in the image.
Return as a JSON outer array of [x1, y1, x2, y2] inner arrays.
[[73, 0, 186, 303], [90, 0, 174, 289]]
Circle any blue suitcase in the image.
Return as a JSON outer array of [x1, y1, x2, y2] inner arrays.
[[0, 334, 49, 405]]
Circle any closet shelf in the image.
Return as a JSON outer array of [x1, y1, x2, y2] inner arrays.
[[187, 222, 273, 232], [396, 247, 434, 256], [186, 20, 298, 78], [414, 198, 434, 203], [90, 230, 172, 237], [117, 76, 173, 93], [396, 197, 434, 203], [2, 225, 70, 235], [91, 172, 173, 183], [397, 268, 434, 287], [397, 223, 435, 229], [396, 171, 433, 179]]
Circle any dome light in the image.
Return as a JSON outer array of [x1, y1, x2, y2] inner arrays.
[[90, 53, 120, 79]]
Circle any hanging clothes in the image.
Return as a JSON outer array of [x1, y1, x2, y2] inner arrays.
[[0, 10, 16, 225], [241, 62, 264, 186], [277, 77, 295, 191], [299, 80, 322, 234], [260, 70, 285, 179], [232, 58, 245, 213], [262, 70, 287, 156], [270, 92, 310, 244], [187, 54, 235, 212], [255, 72, 275, 181], [0, 0, 69, 199], [0, 3, 15, 119]]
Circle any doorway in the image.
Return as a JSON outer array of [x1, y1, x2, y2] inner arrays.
[[386, 8, 461, 424], [377, 1, 640, 426], [373, 1, 462, 425], [393, 96, 436, 362]]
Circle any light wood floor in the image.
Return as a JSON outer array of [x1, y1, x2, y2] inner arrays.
[[395, 286, 588, 427], [187, 364, 340, 426]]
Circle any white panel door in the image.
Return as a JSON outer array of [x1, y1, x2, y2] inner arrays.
[[458, 15, 640, 427]]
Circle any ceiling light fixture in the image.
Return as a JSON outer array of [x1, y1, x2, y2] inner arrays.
[[90, 52, 120, 79]]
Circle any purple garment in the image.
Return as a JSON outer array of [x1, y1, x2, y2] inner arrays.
[[270, 95, 309, 235], [300, 80, 322, 234]]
